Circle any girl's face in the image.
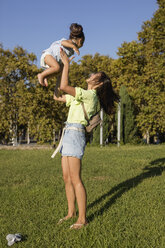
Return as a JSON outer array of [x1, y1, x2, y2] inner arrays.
[[76, 38, 84, 48]]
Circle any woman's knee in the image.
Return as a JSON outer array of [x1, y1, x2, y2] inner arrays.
[[70, 176, 82, 187], [63, 173, 72, 184]]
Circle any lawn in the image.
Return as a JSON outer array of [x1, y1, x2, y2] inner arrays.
[[0, 145, 165, 248]]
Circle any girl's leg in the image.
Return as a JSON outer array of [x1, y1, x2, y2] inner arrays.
[[38, 55, 61, 86], [68, 157, 87, 225], [61, 156, 76, 219]]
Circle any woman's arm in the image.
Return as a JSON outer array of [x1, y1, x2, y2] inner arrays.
[[60, 49, 76, 97]]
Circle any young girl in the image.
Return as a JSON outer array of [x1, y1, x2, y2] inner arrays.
[[53, 49, 118, 229], [38, 23, 85, 87]]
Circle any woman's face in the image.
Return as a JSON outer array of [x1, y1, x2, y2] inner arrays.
[[86, 73, 101, 86]]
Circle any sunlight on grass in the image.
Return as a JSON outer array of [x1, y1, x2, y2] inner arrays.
[[0, 145, 165, 247]]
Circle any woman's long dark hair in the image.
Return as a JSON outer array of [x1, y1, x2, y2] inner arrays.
[[96, 72, 119, 115]]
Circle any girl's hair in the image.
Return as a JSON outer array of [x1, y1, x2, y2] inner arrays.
[[69, 23, 85, 43], [96, 72, 119, 115]]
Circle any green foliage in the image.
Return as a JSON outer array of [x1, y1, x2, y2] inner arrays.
[[113, 2, 165, 141], [0, 46, 68, 144], [69, 53, 114, 89], [119, 86, 137, 144], [0, 45, 39, 143], [29, 81, 68, 143], [136, 0, 165, 137], [0, 1, 165, 144]]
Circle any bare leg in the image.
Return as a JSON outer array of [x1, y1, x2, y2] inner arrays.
[[68, 157, 87, 226], [38, 55, 61, 86], [61, 156, 76, 219]]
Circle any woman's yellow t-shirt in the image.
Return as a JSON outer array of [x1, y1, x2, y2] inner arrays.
[[65, 87, 98, 126]]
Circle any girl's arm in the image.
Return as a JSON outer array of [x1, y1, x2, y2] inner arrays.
[[60, 49, 76, 97], [61, 40, 80, 55]]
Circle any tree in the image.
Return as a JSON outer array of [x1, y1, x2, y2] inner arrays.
[[0, 45, 39, 144], [2, 0, 164, 146], [119, 86, 137, 144], [112, 0, 165, 143], [30, 80, 68, 143], [136, 0, 165, 141], [0, 45, 71, 144]]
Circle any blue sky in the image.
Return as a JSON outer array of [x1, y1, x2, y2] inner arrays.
[[1, 0, 158, 67]]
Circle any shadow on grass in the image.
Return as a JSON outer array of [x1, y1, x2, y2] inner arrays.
[[87, 158, 165, 222], [21, 234, 28, 242]]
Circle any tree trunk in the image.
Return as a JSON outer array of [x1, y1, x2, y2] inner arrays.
[[146, 130, 150, 144], [12, 124, 17, 146], [27, 126, 30, 144]]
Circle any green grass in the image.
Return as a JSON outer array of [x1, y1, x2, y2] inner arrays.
[[0, 145, 165, 248]]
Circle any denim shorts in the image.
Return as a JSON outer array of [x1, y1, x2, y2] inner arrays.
[[60, 123, 86, 160]]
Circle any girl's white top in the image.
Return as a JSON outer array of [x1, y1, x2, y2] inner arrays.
[[42, 38, 74, 64]]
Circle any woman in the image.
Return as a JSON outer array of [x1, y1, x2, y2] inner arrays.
[[54, 49, 118, 229]]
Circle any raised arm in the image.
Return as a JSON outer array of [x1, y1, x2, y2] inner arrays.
[[60, 49, 76, 97]]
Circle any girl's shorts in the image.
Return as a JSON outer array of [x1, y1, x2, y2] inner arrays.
[[60, 123, 86, 160], [40, 52, 51, 68]]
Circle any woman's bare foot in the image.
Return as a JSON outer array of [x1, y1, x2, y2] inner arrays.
[[58, 213, 76, 224], [70, 221, 88, 229], [70, 218, 88, 229]]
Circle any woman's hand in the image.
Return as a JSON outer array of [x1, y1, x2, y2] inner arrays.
[[93, 82, 103, 90], [60, 48, 75, 64], [60, 48, 70, 65], [53, 91, 66, 102], [69, 56, 75, 62]]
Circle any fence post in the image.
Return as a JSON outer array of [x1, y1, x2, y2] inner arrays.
[[100, 108, 103, 146], [117, 101, 121, 147]]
